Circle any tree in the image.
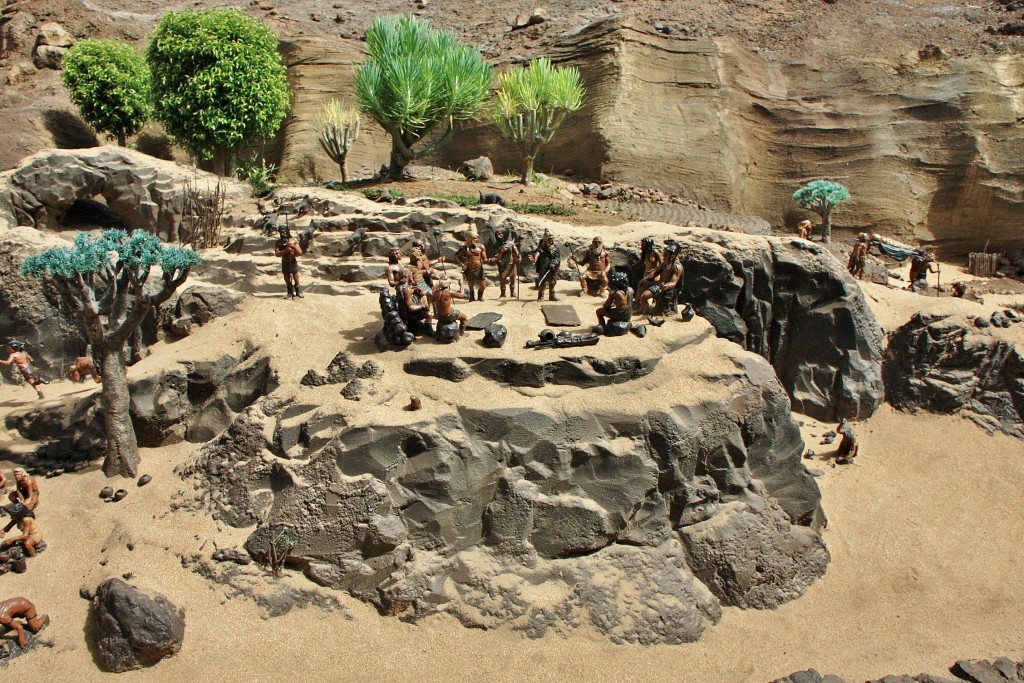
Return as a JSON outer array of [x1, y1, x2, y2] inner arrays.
[[61, 39, 152, 148], [316, 98, 361, 183], [792, 180, 851, 243], [21, 230, 201, 477], [147, 9, 290, 177], [354, 15, 492, 181], [492, 58, 585, 186]]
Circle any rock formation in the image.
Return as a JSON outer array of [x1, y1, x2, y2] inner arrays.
[[86, 578, 185, 673], [883, 312, 1024, 439], [772, 657, 1024, 683]]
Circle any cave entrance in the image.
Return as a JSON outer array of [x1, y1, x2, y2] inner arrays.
[[61, 197, 128, 230]]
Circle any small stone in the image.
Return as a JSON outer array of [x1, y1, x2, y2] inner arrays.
[[137, 474, 152, 487], [975, 316, 991, 328], [408, 395, 422, 411], [804, 449, 815, 459]]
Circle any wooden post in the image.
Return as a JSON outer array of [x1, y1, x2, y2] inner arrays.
[[968, 252, 1000, 277]]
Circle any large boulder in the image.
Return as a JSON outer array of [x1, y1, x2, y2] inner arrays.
[[86, 579, 185, 673], [883, 312, 1024, 439]]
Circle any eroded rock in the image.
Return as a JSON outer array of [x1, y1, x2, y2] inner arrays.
[[87, 579, 185, 673]]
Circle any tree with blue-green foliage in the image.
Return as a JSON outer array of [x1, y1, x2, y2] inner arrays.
[[147, 9, 290, 177], [21, 230, 201, 477], [61, 39, 152, 148], [492, 58, 585, 186], [792, 180, 851, 243], [355, 15, 493, 181]]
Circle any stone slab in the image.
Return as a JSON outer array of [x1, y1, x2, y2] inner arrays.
[[542, 304, 581, 327], [466, 312, 502, 330]]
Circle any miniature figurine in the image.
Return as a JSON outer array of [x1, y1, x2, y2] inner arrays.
[[0, 469, 7, 491], [1, 512, 42, 557], [596, 272, 634, 336], [530, 231, 561, 302], [385, 247, 405, 288], [634, 236, 664, 291], [455, 228, 489, 301], [489, 228, 522, 298], [430, 278, 468, 340], [951, 281, 967, 298], [637, 243, 683, 315], [797, 219, 813, 240], [66, 355, 101, 384], [397, 268, 433, 331], [409, 238, 445, 288], [12, 468, 39, 511], [274, 224, 304, 299], [0, 341, 48, 399], [835, 418, 859, 464], [847, 232, 870, 280], [0, 597, 49, 649], [1, 493, 31, 535], [908, 249, 938, 293], [572, 236, 612, 296]]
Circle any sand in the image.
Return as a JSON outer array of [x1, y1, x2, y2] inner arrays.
[[1, 254, 1023, 682]]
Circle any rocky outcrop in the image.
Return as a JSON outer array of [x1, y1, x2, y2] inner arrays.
[[0, 146, 249, 241], [86, 578, 185, 673], [5, 350, 275, 457], [182, 334, 827, 642], [772, 658, 1024, 683], [883, 312, 1024, 439], [161, 286, 246, 338]]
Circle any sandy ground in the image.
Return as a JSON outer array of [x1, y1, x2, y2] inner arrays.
[[1, 253, 1023, 682]]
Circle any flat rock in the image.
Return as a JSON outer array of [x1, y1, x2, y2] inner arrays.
[[542, 304, 582, 326]]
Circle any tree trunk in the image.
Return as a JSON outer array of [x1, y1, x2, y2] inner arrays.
[[99, 344, 139, 477], [821, 209, 832, 243], [225, 148, 237, 178], [387, 143, 409, 181], [117, 132, 127, 148], [522, 155, 536, 186], [340, 159, 348, 184]]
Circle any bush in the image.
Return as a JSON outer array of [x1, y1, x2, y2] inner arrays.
[[147, 10, 290, 176], [61, 39, 152, 147], [235, 153, 277, 198]]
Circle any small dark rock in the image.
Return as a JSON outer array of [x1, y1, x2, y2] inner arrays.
[[974, 316, 991, 328], [137, 474, 152, 487], [87, 578, 185, 673], [211, 548, 252, 565]]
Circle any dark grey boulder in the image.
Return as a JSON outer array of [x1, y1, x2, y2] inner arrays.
[[164, 286, 245, 338], [87, 578, 185, 673], [458, 156, 494, 181]]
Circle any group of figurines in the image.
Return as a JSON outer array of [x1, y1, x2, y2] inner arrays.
[[846, 232, 940, 293], [1, 338, 102, 403], [0, 466, 43, 573], [378, 227, 694, 345]]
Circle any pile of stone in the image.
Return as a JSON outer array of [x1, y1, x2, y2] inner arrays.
[[567, 181, 703, 207]]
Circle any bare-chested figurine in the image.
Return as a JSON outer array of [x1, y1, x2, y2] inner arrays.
[[12, 468, 38, 511], [2, 491, 31, 535], [455, 229, 488, 302], [430, 279, 468, 334], [596, 272, 633, 329], [847, 232, 870, 280], [1, 513, 42, 557], [0, 597, 49, 649], [0, 342, 48, 399], [409, 238, 445, 287], [274, 225, 303, 299], [637, 244, 683, 315], [835, 419, 859, 464], [797, 219, 813, 240], [908, 249, 938, 293], [397, 268, 433, 328], [66, 356, 101, 384], [634, 236, 664, 291], [572, 236, 611, 296], [488, 227, 522, 298], [385, 247, 405, 288]]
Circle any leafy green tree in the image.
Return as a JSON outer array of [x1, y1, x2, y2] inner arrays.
[[354, 16, 492, 181], [316, 98, 361, 183], [147, 9, 290, 176], [792, 180, 851, 243], [21, 230, 201, 477], [61, 39, 152, 148], [492, 58, 585, 186]]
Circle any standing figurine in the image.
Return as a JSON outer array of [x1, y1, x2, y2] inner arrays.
[[797, 219, 813, 240], [0, 341, 48, 399], [572, 236, 612, 296], [0, 597, 49, 650], [835, 419, 859, 464], [455, 228, 489, 301], [489, 228, 522, 298], [847, 232, 870, 280], [66, 355, 101, 384], [908, 249, 938, 293], [430, 278, 468, 339], [274, 224, 303, 299], [637, 243, 683, 315], [385, 247, 405, 288], [596, 272, 634, 335], [530, 231, 561, 302]]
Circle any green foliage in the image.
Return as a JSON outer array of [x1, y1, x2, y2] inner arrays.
[[317, 98, 361, 182], [236, 153, 277, 197], [359, 188, 404, 200], [792, 180, 850, 215], [354, 15, 492, 179], [492, 58, 585, 185], [21, 229, 200, 280], [431, 193, 479, 206], [147, 9, 290, 169], [61, 39, 152, 145], [507, 202, 575, 216]]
